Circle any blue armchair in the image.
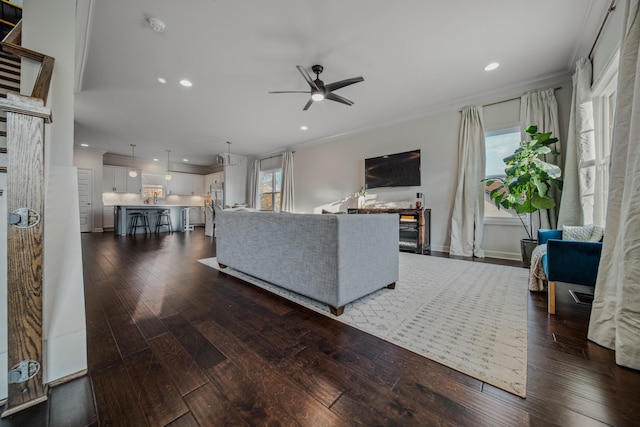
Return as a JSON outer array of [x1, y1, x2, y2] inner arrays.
[[538, 229, 603, 314]]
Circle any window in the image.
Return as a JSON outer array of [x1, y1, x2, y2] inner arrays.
[[484, 126, 522, 221], [259, 169, 282, 211], [592, 53, 618, 226]]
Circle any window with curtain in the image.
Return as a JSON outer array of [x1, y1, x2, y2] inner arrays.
[[592, 57, 618, 226], [259, 169, 282, 211], [483, 126, 522, 222]]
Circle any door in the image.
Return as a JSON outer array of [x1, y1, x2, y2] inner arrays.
[[77, 168, 93, 232]]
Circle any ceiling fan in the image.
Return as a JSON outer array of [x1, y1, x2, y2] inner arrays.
[[269, 65, 364, 111]]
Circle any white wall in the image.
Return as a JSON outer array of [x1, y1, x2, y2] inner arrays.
[[294, 79, 573, 258]]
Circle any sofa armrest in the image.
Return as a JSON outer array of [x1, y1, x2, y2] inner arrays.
[[545, 239, 603, 287], [538, 229, 562, 245]]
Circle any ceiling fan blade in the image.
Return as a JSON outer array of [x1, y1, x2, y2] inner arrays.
[[269, 91, 310, 94], [325, 76, 364, 92], [302, 98, 314, 111], [296, 65, 319, 91], [325, 92, 354, 106]]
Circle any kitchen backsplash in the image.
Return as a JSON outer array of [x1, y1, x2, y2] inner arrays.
[[103, 192, 207, 207]]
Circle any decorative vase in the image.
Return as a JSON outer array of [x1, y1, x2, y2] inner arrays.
[[358, 196, 365, 208]]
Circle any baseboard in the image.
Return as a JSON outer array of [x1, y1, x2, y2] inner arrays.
[[93, 228, 104, 233], [47, 369, 88, 388], [483, 249, 522, 261]]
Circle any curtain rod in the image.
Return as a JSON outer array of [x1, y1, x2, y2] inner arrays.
[[259, 151, 295, 162], [589, 0, 617, 60], [459, 87, 561, 112]]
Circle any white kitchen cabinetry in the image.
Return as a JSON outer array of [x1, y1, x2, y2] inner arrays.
[[188, 206, 204, 225], [191, 174, 205, 196], [103, 165, 141, 193], [168, 172, 206, 195], [103, 206, 115, 229]]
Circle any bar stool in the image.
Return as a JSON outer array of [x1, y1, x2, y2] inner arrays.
[[155, 209, 173, 233], [128, 211, 150, 235]]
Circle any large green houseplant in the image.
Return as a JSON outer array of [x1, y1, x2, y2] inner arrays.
[[484, 125, 562, 265]]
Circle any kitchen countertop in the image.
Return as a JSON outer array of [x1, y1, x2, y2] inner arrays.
[[114, 204, 189, 208]]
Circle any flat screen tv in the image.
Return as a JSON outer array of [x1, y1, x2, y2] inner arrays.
[[365, 149, 421, 189]]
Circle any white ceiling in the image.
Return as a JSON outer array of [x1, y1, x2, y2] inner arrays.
[[74, 0, 608, 166]]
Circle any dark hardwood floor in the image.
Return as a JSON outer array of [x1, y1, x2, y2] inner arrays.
[[2, 230, 639, 426]]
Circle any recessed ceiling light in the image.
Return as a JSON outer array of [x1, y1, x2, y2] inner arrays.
[[484, 62, 500, 71], [300, 125, 308, 131], [157, 77, 166, 84], [153, 158, 159, 161], [80, 143, 89, 147], [179, 79, 192, 87], [182, 158, 189, 162]]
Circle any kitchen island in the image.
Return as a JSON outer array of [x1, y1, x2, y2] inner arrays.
[[114, 205, 188, 236]]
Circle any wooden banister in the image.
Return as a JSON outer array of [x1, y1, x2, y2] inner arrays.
[[1, 19, 54, 105]]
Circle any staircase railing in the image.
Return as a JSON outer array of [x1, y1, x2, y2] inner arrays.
[[0, 17, 55, 417]]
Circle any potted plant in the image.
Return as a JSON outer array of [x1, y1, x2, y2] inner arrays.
[[484, 125, 562, 266], [353, 186, 367, 208]]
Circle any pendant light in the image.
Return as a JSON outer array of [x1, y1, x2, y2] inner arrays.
[[128, 144, 138, 178], [165, 149, 172, 181], [225, 141, 239, 166]]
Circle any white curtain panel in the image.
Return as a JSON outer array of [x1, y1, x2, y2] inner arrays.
[[280, 151, 295, 212], [520, 89, 561, 230], [249, 159, 260, 208], [558, 58, 596, 227], [449, 106, 485, 258], [588, 0, 640, 370]]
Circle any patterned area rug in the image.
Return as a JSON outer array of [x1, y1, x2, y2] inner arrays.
[[198, 253, 529, 397]]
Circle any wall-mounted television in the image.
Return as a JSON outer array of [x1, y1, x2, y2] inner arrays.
[[365, 149, 421, 189]]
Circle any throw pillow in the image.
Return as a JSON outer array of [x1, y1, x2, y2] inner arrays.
[[562, 225, 605, 242]]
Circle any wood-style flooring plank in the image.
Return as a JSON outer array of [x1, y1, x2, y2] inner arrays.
[[164, 412, 200, 427], [196, 319, 350, 426], [182, 380, 250, 426], [87, 330, 122, 373], [147, 333, 210, 396], [91, 364, 148, 427], [123, 348, 189, 426], [161, 314, 226, 370]]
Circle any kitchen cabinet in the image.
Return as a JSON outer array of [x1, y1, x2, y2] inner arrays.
[[103, 165, 141, 193], [167, 172, 206, 196], [188, 206, 204, 225], [103, 206, 115, 229]]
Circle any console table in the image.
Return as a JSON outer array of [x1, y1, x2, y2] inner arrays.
[[347, 207, 431, 254]]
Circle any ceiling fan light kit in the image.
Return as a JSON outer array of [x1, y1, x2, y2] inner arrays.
[[269, 64, 364, 110]]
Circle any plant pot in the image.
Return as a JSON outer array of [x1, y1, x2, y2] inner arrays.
[[520, 238, 537, 268]]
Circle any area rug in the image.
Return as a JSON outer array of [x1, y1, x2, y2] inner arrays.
[[198, 253, 529, 397]]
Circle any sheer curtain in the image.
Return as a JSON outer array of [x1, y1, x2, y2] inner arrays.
[[248, 159, 260, 208], [450, 106, 485, 258], [588, 0, 640, 370], [520, 88, 562, 230], [557, 58, 596, 226], [280, 151, 295, 212]]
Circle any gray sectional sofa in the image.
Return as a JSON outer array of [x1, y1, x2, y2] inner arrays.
[[215, 211, 399, 315]]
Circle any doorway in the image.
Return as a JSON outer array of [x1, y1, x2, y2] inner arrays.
[[77, 168, 93, 232]]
